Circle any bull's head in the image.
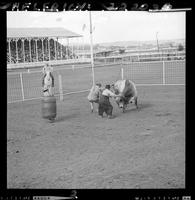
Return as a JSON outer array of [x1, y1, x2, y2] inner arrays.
[[111, 84, 125, 110], [115, 96, 124, 107], [116, 95, 131, 112]]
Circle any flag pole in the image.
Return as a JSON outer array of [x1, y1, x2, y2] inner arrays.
[[89, 11, 95, 86]]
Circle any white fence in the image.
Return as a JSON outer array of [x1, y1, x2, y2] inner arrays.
[[94, 51, 185, 63], [7, 60, 185, 103]]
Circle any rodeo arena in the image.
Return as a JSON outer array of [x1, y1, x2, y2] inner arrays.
[[7, 15, 185, 189]]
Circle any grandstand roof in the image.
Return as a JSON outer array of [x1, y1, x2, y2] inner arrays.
[[7, 27, 82, 39]]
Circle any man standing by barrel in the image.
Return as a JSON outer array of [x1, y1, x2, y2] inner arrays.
[[41, 63, 56, 123], [42, 63, 54, 97]]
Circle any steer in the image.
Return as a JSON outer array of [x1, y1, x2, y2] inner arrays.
[[112, 79, 138, 112]]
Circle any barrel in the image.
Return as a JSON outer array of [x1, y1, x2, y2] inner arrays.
[[42, 96, 57, 120]]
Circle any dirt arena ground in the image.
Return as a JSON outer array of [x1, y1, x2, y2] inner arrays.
[[7, 85, 185, 189]]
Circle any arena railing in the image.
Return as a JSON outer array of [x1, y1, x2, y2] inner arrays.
[[7, 59, 185, 103]]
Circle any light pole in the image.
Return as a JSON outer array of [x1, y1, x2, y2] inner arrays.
[[89, 11, 95, 86]]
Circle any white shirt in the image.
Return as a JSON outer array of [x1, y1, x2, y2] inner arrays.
[[102, 89, 116, 97]]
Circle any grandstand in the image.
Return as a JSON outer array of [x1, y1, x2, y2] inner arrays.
[[7, 27, 84, 68]]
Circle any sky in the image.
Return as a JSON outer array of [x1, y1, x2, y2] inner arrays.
[[7, 11, 186, 44]]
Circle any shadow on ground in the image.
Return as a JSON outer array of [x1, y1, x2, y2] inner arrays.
[[121, 102, 153, 113], [54, 113, 78, 122]]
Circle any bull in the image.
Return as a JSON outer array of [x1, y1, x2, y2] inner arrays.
[[112, 79, 138, 112]]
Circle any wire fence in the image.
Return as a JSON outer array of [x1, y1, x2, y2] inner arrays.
[[7, 60, 185, 103]]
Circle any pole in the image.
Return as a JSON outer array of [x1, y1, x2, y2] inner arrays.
[[20, 73, 25, 101], [162, 61, 165, 85], [41, 38, 44, 61], [58, 74, 63, 101], [8, 39, 11, 64], [54, 38, 57, 60], [29, 39, 32, 62], [121, 68, 124, 80], [60, 39, 63, 60], [89, 11, 95, 86], [67, 38, 69, 59], [35, 39, 38, 62], [15, 39, 19, 63], [48, 38, 51, 61], [56, 37, 58, 60], [71, 38, 74, 59], [22, 39, 25, 62]]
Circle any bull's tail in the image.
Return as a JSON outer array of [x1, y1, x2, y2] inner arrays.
[[134, 96, 138, 109]]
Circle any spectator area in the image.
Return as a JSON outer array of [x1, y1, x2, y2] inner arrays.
[[7, 27, 83, 64]]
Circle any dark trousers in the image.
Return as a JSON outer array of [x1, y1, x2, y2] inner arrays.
[[98, 95, 113, 116]]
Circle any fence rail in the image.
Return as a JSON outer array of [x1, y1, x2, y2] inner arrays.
[[7, 60, 185, 103]]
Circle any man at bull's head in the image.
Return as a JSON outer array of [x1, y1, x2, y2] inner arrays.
[[42, 63, 54, 97], [98, 84, 121, 119]]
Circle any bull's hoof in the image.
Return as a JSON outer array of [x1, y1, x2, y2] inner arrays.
[[91, 109, 93, 113]]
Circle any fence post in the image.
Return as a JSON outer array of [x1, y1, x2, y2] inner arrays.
[[162, 61, 165, 85], [121, 68, 124, 80], [20, 73, 25, 101], [58, 74, 63, 101]]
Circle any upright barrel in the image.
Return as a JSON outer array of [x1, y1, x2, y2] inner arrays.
[[42, 96, 57, 120]]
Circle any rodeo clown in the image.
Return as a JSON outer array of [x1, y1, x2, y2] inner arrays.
[[42, 63, 55, 97], [98, 84, 121, 119], [87, 83, 103, 113]]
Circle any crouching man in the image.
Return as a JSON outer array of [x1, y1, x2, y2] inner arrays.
[[87, 83, 102, 112], [98, 84, 121, 119]]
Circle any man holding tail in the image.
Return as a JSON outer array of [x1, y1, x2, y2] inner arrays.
[[98, 84, 121, 119]]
